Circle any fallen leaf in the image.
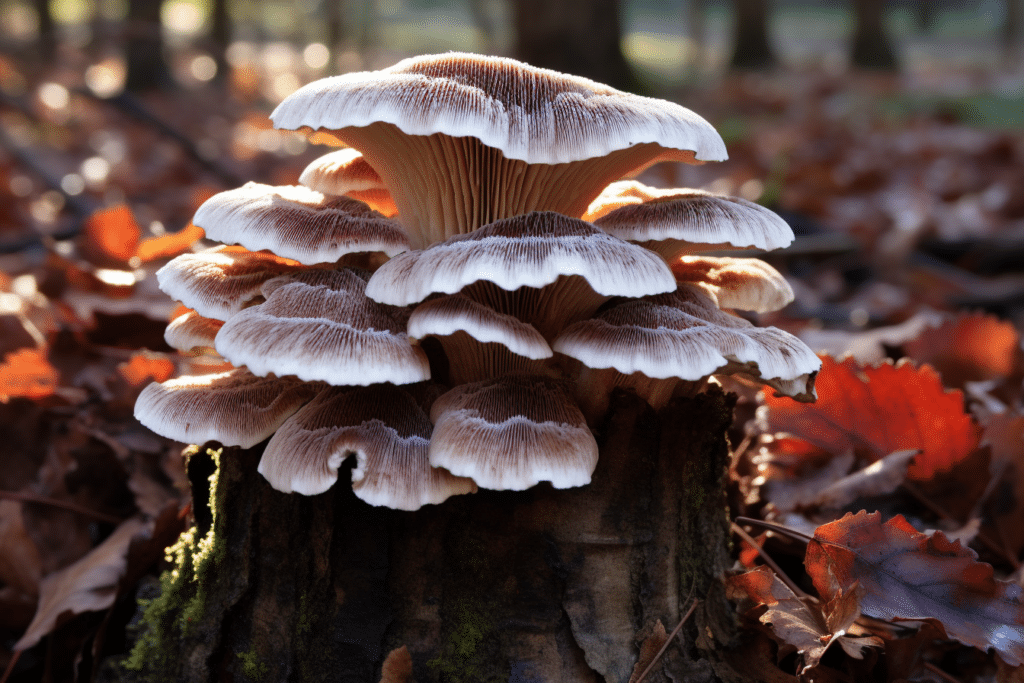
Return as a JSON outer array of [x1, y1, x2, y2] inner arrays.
[[812, 449, 918, 510], [806, 511, 1024, 666], [981, 412, 1024, 556], [903, 312, 1021, 388], [0, 348, 59, 402], [760, 356, 980, 480], [81, 205, 142, 266], [136, 222, 204, 262], [627, 620, 668, 683], [15, 517, 149, 650], [117, 351, 175, 387]]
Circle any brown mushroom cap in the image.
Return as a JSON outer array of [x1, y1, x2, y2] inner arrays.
[[193, 182, 410, 264], [553, 284, 819, 400], [298, 149, 398, 217], [428, 375, 598, 491], [259, 384, 476, 508], [272, 53, 726, 247], [591, 186, 794, 255], [164, 310, 224, 353], [671, 255, 794, 313], [215, 268, 430, 386], [134, 368, 323, 448], [156, 246, 303, 321]]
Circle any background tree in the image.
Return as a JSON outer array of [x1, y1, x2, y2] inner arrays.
[[850, 0, 899, 71], [510, 0, 640, 92], [125, 0, 172, 91], [729, 0, 776, 70]]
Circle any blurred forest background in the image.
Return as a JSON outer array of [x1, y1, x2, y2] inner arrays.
[[3, 1, 1024, 682]]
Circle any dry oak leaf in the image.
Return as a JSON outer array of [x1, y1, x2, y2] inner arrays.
[[136, 222, 205, 263], [0, 348, 59, 402], [727, 565, 879, 674], [118, 351, 176, 387], [981, 412, 1024, 556], [760, 356, 979, 481], [14, 517, 148, 650], [806, 511, 1024, 666]]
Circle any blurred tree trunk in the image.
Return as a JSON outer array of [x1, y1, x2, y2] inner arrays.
[[121, 390, 751, 683], [468, 0, 498, 53], [915, 0, 935, 32], [125, 0, 172, 91], [687, 0, 707, 71], [326, 0, 345, 56], [211, 0, 231, 85], [850, 0, 899, 71], [35, 0, 56, 60], [511, 0, 640, 93], [729, 0, 776, 70], [1005, 0, 1023, 66]]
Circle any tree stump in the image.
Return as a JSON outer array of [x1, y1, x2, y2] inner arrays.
[[121, 388, 741, 683]]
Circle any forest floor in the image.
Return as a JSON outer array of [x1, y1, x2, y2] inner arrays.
[[1, 41, 1024, 682]]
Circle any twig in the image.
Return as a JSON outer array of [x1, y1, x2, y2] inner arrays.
[[0, 490, 124, 524], [634, 593, 699, 683], [730, 521, 810, 599], [733, 516, 815, 543]]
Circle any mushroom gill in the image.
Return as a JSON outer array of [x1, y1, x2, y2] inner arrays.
[[135, 52, 820, 507]]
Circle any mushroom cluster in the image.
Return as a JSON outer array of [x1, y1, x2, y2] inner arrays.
[[136, 53, 820, 510]]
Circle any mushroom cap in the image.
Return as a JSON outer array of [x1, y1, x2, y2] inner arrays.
[[552, 284, 819, 398], [592, 186, 794, 252], [406, 294, 552, 360], [215, 268, 430, 386], [193, 182, 410, 264], [259, 384, 476, 508], [582, 179, 677, 221], [134, 368, 323, 449], [156, 246, 302, 321], [164, 309, 224, 352], [672, 256, 794, 313], [364, 212, 676, 307], [298, 148, 387, 194], [272, 52, 726, 165], [428, 374, 598, 491]]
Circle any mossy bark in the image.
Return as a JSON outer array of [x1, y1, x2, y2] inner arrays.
[[119, 388, 746, 683]]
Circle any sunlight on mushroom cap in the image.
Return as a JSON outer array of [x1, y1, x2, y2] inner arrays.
[[164, 309, 224, 353], [672, 255, 794, 313]]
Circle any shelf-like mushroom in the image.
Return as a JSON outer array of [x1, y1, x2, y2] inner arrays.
[[429, 375, 598, 491], [164, 309, 223, 353], [672, 255, 794, 313], [193, 182, 409, 264], [259, 384, 476, 508], [298, 148, 398, 217], [215, 269, 430, 386], [134, 368, 324, 448], [272, 53, 726, 247]]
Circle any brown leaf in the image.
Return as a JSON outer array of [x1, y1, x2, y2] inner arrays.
[[981, 412, 1024, 556], [760, 356, 980, 480], [627, 620, 668, 683], [726, 566, 879, 674], [136, 222, 205, 262], [15, 517, 149, 650], [904, 313, 1021, 388], [81, 205, 142, 266], [806, 510, 1024, 665], [0, 500, 43, 596], [378, 645, 414, 683], [0, 348, 59, 402]]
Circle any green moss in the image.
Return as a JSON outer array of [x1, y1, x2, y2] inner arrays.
[[426, 597, 502, 683], [124, 447, 226, 676], [237, 646, 268, 681]]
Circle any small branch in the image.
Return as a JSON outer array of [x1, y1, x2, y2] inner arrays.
[[0, 649, 20, 683], [730, 521, 810, 599], [0, 490, 125, 524], [923, 661, 963, 683], [634, 594, 699, 683], [733, 516, 815, 543]]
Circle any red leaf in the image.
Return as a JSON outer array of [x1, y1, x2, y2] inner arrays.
[[136, 222, 205, 263], [903, 313, 1021, 387], [81, 205, 141, 266], [117, 351, 175, 387], [806, 511, 1024, 666], [0, 348, 59, 402], [760, 356, 979, 480]]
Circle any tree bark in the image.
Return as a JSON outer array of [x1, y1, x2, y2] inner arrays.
[[118, 389, 742, 683], [511, 0, 641, 93], [850, 0, 899, 71], [1004, 0, 1023, 66], [210, 0, 230, 85], [729, 0, 776, 71], [35, 0, 56, 60]]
